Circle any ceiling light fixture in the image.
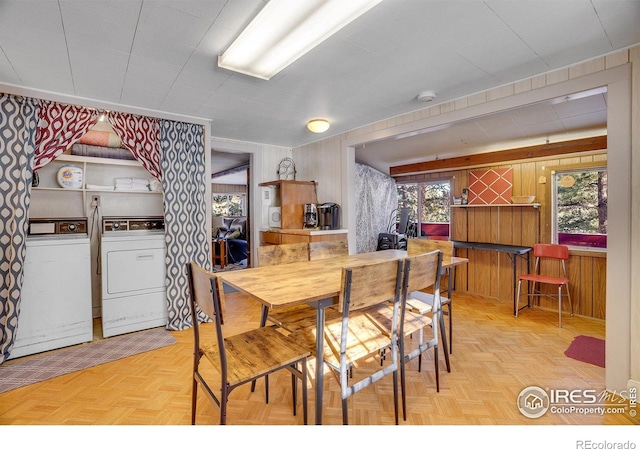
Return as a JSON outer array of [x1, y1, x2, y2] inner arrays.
[[307, 119, 330, 133], [417, 90, 437, 102], [218, 0, 383, 80]]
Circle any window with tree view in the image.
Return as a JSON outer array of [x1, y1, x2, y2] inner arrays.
[[397, 181, 451, 239], [552, 166, 607, 249]]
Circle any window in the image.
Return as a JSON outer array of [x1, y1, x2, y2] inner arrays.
[[552, 166, 607, 249], [397, 180, 451, 239], [212, 193, 246, 217]]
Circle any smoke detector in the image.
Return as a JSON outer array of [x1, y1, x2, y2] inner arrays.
[[417, 90, 437, 102]]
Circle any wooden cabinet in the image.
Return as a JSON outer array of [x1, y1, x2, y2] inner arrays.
[[260, 229, 348, 246], [259, 180, 317, 229]]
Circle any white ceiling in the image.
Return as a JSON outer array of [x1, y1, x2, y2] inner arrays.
[[1, 0, 639, 175]]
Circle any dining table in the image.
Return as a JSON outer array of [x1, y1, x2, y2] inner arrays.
[[217, 248, 468, 424]]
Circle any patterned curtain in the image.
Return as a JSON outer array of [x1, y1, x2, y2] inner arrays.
[[33, 100, 98, 171], [354, 163, 398, 253], [0, 93, 38, 364], [159, 119, 211, 330], [106, 111, 161, 181]]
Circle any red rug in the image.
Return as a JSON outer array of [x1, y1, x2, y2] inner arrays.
[[564, 335, 605, 367]]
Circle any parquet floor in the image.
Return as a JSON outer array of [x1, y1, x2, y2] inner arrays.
[[1, 290, 637, 427]]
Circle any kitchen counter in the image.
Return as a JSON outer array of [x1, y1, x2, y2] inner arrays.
[[260, 228, 347, 245]]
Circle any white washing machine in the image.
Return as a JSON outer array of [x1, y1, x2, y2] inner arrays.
[[101, 217, 168, 338], [9, 218, 93, 360]]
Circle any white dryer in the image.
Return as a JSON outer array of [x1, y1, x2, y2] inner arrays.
[[9, 218, 92, 359], [101, 217, 168, 338]]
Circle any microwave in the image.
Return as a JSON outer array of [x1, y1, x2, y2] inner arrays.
[[268, 206, 281, 228]]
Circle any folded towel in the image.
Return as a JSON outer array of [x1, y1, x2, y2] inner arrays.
[[86, 184, 115, 190], [149, 179, 162, 192], [115, 185, 150, 192]]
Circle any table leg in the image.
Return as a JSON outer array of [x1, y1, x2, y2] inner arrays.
[[311, 297, 334, 425], [315, 305, 325, 425]]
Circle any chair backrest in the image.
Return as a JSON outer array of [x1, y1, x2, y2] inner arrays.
[[533, 243, 569, 261], [339, 259, 404, 313], [309, 240, 348, 260], [186, 261, 226, 368], [403, 250, 443, 297], [407, 238, 453, 258], [257, 243, 309, 266]]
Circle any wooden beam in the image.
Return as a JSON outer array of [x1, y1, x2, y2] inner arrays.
[[212, 163, 249, 179], [389, 135, 607, 176]]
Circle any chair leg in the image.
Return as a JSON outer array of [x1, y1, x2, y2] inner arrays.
[[448, 302, 453, 354], [558, 285, 562, 328], [220, 387, 228, 425], [291, 372, 297, 416], [342, 397, 349, 425], [515, 280, 522, 317], [265, 374, 269, 403], [400, 354, 407, 421], [393, 370, 399, 425], [301, 359, 308, 425], [434, 345, 440, 393], [191, 376, 198, 425], [566, 284, 574, 316], [252, 305, 270, 393]]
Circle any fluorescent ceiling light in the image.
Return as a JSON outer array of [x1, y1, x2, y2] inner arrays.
[[218, 0, 383, 80]]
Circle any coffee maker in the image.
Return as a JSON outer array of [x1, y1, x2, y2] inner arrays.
[[303, 203, 318, 228], [318, 203, 340, 230]]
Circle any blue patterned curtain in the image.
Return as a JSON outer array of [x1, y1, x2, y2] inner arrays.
[[0, 93, 38, 364], [160, 120, 211, 330]]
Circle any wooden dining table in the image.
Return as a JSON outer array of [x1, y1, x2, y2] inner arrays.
[[217, 248, 468, 424]]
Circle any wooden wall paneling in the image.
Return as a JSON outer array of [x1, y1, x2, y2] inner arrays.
[[536, 161, 550, 244], [471, 250, 492, 296], [454, 248, 468, 291], [467, 207, 476, 241], [490, 251, 501, 298], [512, 207, 524, 245], [520, 161, 537, 197], [593, 257, 607, 319], [569, 255, 587, 316], [498, 207, 514, 245], [498, 252, 513, 301], [473, 207, 492, 242], [451, 207, 467, 240], [579, 256, 594, 316], [490, 207, 499, 244], [521, 208, 539, 246]]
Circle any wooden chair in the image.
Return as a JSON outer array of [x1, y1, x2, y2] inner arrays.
[[295, 258, 405, 424], [309, 240, 348, 260], [257, 242, 309, 267], [398, 250, 443, 419], [406, 238, 455, 355], [186, 261, 310, 425], [258, 242, 342, 334], [367, 250, 443, 420], [515, 243, 573, 327]]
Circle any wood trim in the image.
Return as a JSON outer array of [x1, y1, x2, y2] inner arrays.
[[390, 136, 607, 176]]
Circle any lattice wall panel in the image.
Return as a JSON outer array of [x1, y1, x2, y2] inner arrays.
[[468, 168, 513, 204]]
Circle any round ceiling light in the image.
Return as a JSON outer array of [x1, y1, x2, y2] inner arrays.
[[307, 119, 330, 133], [417, 90, 437, 102]]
